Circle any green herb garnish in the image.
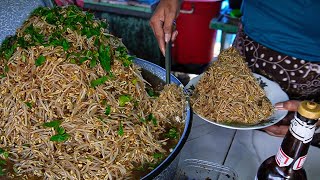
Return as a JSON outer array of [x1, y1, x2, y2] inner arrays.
[[35, 55, 46, 66], [69, 59, 76, 64], [0, 36, 17, 60], [146, 88, 159, 97], [99, 45, 111, 72], [118, 95, 131, 107], [61, 39, 70, 51], [43, 120, 70, 142], [24, 102, 32, 108], [146, 113, 157, 126], [0, 148, 8, 176], [89, 57, 97, 68], [152, 118, 157, 126], [90, 76, 108, 88], [0, 166, 5, 176], [43, 120, 62, 128], [132, 79, 137, 85], [0, 159, 5, 166], [4, 47, 14, 60], [0, 148, 8, 158], [153, 153, 163, 160], [105, 105, 111, 115], [139, 117, 146, 123], [118, 121, 124, 136], [122, 55, 133, 67], [147, 88, 155, 97], [165, 128, 179, 139], [24, 24, 45, 45], [56, 126, 65, 135], [115, 46, 133, 67], [50, 133, 70, 142], [2, 152, 8, 159], [79, 57, 88, 64]]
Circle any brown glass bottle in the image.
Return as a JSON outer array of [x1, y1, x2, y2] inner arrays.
[[256, 101, 320, 180]]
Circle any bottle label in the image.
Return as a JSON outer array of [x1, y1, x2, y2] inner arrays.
[[293, 155, 307, 170], [289, 115, 316, 144], [275, 147, 294, 167]]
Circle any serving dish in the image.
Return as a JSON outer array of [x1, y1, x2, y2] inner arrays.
[[184, 73, 289, 130]]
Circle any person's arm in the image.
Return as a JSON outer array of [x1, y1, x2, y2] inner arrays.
[[149, 0, 181, 56]]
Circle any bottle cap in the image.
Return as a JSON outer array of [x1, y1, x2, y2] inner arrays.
[[298, 101, 320, 120]]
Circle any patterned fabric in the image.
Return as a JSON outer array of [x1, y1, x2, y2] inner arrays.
[[233, 25, 320, 147], [233, 25, 320, 102]]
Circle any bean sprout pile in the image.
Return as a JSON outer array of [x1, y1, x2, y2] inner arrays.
[[191, 47, 273, 125], [0, 6, 185, 179]]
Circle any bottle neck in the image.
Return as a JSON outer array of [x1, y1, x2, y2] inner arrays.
[[275, 112, 317, 170], [297, 113, 318, 126], [286, 113, 317, 145]]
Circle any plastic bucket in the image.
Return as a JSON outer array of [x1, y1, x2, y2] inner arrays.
[[173, 0, 222, 64]]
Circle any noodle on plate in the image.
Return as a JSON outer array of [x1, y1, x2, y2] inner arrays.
[[191, 47, 273, 125]]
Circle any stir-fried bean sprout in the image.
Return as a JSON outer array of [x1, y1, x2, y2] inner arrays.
[[191, 47, 273, 124], [0, 6, 185, 179]]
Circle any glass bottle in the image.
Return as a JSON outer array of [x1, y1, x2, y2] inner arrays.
[[256, 101, 320, 180]]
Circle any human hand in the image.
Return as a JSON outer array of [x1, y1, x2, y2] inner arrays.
[[262, 100, 300, 137], [149, 0, 180, 56]]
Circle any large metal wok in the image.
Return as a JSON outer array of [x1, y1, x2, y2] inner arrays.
[[133, 58, 193, 180]]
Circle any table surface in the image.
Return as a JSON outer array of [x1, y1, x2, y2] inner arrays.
[[178, 114, 320, 180]]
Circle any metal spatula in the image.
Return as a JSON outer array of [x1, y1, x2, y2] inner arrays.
[[165, 40, 172, 84]]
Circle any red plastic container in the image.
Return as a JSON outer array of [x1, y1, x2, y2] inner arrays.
[[173, 0, 222, 64]]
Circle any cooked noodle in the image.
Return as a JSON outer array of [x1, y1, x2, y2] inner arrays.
[[0, 6, 185, 179], [191, 47, 273, 124]]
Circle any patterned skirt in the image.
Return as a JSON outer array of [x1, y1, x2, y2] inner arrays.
[[232, 25, 320, 147], [233, 26, 320, 101]]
